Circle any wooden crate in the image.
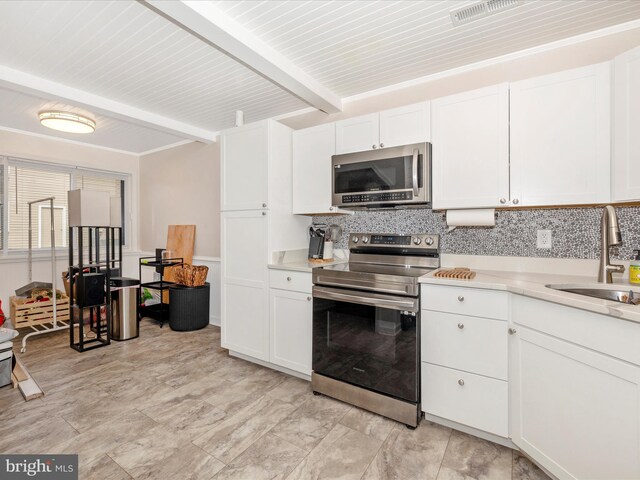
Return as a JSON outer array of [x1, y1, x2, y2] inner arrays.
[[10, 292, 70, 329]]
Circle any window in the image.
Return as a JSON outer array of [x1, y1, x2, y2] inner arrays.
[[2, 157, 128, 252], [8, 165, 70, 250]]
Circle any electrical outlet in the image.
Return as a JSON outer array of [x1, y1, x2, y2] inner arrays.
[[537, 229, 552, 249]]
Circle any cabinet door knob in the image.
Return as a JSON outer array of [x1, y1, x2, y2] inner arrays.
[[372, 144, 377, 149], [512, 198, 519, 205], [458, 379, 465, 386], [262, 212, 266, 216], [287, 276, 292, 281], [457, 295, 464, 302], [499, 198, 506, 204], [262, 203, 267, 208], [508, 328, 517, 335], [307, 296, 312, 301], [379, 143, 384, 148], [457, 323, 464, 329]]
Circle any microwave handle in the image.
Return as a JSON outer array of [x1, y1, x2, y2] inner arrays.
[[412, 148, 419, 197]]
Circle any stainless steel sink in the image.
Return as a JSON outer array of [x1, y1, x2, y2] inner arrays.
[[546, 284, 640, 305]]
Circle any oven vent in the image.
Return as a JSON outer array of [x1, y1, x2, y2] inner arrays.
[[450, 0, 524, 26]]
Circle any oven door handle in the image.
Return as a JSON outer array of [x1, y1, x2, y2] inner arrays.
[[412, 148, 419, 197], [312, 286, 418, 312]]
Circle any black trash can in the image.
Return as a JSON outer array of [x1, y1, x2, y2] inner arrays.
[[169, 283, 210, 331], [110, 277, 140, 341]]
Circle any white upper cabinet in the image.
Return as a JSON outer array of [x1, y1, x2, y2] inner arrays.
[[335, 102, 430, 154], [379, 102, 431, 148], [510, 63, 611, 206], [292, 123, 336, 215], [613, 45, 640, 202], [431, 84, 509, 210], [221, 121, 269, 211], [335, 113, 379, 154]]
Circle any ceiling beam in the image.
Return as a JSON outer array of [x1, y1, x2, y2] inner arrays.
[[0, 65, 215, 143], [141, 0, 343, 114]]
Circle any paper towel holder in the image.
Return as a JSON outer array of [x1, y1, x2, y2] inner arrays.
[[441, 211, 499, 222]]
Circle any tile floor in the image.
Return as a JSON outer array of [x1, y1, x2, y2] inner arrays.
[[1, 321, 550, 480]]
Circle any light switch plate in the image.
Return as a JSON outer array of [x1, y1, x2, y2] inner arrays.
[[537, 229, 552, 249]]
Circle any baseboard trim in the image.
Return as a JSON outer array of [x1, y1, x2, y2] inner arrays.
[[209, 315, 220, 327], [228, 350, 311, 381], [424, 413, 514, 449]]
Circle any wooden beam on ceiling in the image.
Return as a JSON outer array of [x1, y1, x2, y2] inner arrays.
[[141, 0, 343, 114], [0, 65, 216, 144]]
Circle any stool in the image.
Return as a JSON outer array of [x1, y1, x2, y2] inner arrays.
[[168, 283, 210, 331]]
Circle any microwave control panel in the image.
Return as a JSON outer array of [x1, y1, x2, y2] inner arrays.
[[341, 191, 412, 204]]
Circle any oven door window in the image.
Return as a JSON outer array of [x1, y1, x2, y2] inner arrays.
[[312, 296, 418, 403], [334, 155, 420, 194]]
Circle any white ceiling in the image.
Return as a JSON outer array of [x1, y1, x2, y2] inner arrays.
[[0, 0, 639, 154], [0, 86, 186, 154]]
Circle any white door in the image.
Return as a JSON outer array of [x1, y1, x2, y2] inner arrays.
[[335, 113, 379, 154], [269, 289, 312, 375], [221, 122, 269, 211], [510, 325, 640, 480], [431, 84, 509, 210], [379, 102, 430, 147], [510, 63, 610, 206], [221, 210, 269, 360], [292, 123, 336, 215], [613, 45, 640, 202]]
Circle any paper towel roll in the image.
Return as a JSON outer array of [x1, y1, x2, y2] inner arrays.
[[446, 209, 496, 231]]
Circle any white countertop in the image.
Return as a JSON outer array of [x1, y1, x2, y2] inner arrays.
[[268, 258, 348, 273], [420, 268, 640, 324], [268, 248, 348, 273]]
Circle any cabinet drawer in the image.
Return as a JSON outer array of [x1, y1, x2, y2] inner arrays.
[[421, 285, 508, 320], [269, 269, 312, 293], [422, 311, 507, 380], [422, 362, 508, 438]]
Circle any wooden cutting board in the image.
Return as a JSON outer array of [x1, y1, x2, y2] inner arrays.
[[163, 225, 195, 302]]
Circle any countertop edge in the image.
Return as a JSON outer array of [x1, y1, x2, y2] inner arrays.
[[420, 270, 640, 324]]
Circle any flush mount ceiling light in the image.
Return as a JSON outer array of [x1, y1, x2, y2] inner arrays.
[[39, 111, 96, 134]]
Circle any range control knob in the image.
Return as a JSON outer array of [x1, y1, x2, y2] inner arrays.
[[424, 236, 434, 246], [413, 237, 421, 245], [362, 237, 369, 244], [352, 236, 359, 243]]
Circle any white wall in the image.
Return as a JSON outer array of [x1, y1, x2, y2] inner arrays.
[[139, 141, 220, 258], [0, 129, 140, 315]]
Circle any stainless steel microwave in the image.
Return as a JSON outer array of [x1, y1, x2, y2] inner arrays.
[[331, 142, 431, 208]]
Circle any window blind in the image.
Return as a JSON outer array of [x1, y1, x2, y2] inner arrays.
[[8, 165, 70, 250]]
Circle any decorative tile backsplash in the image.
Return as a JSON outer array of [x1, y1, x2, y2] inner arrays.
[[314, 205, 640, 260]]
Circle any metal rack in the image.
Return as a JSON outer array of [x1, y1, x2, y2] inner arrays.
[[138, 256, 182, 327], [68, 226, 122, 352], [19, 196, 68, 353]]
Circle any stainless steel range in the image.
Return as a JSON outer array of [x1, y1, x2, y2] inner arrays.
[[311, 233, 440, 428]]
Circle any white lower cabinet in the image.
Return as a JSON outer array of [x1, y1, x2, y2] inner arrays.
[[510, 296, 640, 480], [221, 211, 269, 361], [421, 285, 509, 439], [422, 363, 508, 437], [268, 269, 312, 376]]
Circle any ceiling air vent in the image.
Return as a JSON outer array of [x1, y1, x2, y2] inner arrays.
[[450, 0, 524, 26]]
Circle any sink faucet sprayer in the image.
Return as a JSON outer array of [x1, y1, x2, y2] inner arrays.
[[598, 205, 625, 283]]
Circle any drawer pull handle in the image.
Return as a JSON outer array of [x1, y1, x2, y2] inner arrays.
[[458, 379, 465, 386], [287, 277, 292, 281], [457, 295, 464, 302], [307, 296, 312, 301], [508, 328, 517, 335], [457, 323, 464, 329]]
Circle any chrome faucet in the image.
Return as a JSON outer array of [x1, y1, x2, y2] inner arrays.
[[598, 205, 625, 283]]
